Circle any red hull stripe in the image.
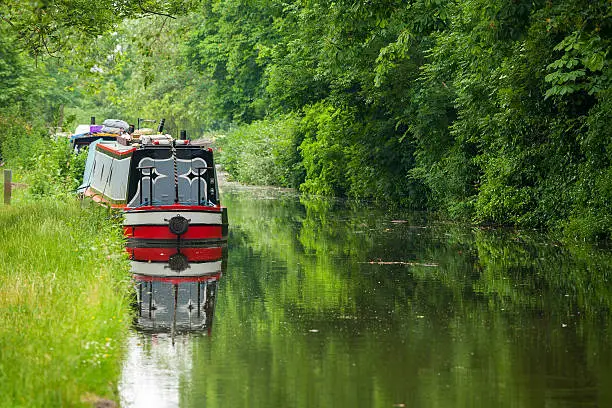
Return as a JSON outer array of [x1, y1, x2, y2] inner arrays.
[[124, 225, 223, 240], [126, 247, 223, 262], [125, 205, 223, 212], [133, 274, 222, 284]]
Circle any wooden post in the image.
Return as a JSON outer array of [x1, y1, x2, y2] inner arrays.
[[4, 169, 11, 205]]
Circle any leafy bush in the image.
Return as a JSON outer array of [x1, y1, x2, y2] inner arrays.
[[0, 114, 86, 197], [218, 113, 303, 187], [298, 103, 351, 196], [27, 137, 86, 198], [0, 114, 44, 168]]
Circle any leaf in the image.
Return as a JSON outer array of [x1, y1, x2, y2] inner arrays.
[[582, 52, 605, 72]]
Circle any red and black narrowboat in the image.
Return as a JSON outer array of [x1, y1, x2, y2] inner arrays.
[[77, 128, 228, 244]]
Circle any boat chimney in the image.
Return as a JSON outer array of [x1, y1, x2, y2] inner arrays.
[[180, 130, 187, 140], [157, 118, 165, 134], [90, 116, 96, 125]]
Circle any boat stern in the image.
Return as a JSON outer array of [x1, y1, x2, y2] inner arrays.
[[124, 205, 228, 243]]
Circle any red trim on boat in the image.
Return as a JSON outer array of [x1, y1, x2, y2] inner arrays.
[[125, 204, 223, 212], [133, 274, 222, 284], [97, 143, 137, 156], [125, 225, 223, 240], [126, 246, 224, 262]]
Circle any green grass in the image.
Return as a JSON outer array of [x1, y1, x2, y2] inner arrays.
[[0, 199, 132, 407]]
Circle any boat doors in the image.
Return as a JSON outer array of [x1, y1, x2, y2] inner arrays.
[[127, 146, 217, 207]]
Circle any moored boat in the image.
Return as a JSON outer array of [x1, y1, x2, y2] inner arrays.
[[77, 127, 228, 243]]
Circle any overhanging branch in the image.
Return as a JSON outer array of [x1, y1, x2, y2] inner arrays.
[[138, 1, 177, 19]]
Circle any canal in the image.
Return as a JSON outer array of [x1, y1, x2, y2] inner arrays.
[[119, 183, 612, 407]]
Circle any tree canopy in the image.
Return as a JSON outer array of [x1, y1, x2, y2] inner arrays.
[[1, 0, 611, 240]]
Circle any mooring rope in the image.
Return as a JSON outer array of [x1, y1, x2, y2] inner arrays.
[[172, 142, 179, 204]]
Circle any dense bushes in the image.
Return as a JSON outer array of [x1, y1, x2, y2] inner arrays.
[[4, 0, 609, 241], [218, 114, 302, 187], [207, 0, 611, 240], [0, 114, 85, 198]]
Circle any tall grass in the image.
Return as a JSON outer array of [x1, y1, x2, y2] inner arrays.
[[0, 199, 131, 407]]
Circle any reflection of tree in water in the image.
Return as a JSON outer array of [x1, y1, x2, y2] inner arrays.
[[227, 189, 612, 318], [225, 188, 612, 355], [176, 191, 612, 408]]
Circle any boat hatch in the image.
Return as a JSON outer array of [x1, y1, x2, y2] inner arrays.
[[127, 146, 218, 208]]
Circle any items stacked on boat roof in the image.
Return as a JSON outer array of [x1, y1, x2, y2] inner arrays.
[[70, 117, 131, 151]]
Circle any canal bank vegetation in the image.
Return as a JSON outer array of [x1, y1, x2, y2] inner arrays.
[[0, 36, 130, 407], [0, 200, 131, 407], [1, 0, 611, 241], [0, 121, 132, 406]]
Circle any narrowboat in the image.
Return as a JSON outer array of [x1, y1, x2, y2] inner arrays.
[[77, 126, 228, 244]]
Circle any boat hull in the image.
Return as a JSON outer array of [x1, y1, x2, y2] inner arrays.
[[124, 205, 228, 242]]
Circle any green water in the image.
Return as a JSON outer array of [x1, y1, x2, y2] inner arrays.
[[120, 186, 612, 408]]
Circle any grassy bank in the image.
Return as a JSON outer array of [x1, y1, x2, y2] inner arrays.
[[0, 199, 131, 407]]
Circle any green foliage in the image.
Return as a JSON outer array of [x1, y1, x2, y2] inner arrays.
[[0, 0, 196, 57], [219, 114, 302, 187], [0, 115, 86, 197], [27, 137, 87, 198], [184, 0, 282, 126], [2, 0, 610, 240], [406, 0, 612, 236], [0, 116, 41, 165], [544, 3, 611, 99], [298, 103, 351, 196]]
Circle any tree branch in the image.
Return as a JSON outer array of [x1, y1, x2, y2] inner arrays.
[[138, 1, 176, 19], [0, 14, 15, 27]]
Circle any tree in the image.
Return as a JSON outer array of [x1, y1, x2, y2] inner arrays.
[[0, 0, 196, 57]]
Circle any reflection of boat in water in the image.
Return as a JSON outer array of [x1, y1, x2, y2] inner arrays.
[[128, 244, 225, 277], [134, 274, 219, 335], [130, 242, 226, 336]]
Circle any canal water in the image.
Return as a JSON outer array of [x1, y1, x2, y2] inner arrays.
[[119, 184, 612, 408]]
